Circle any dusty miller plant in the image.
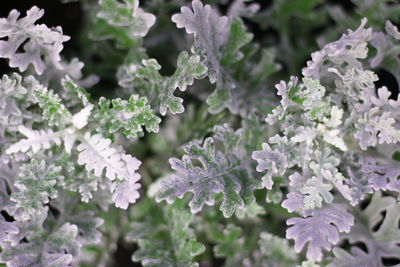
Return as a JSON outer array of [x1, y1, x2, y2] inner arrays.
[[0, 0, 399, 266]]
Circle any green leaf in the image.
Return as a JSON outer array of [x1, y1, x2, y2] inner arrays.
[[213, 224, 244, 258], [61, 76, 91, 106], [160, 51, 207, 115], [118, 51, 207, 115], [173, 1, 257, 114], [127, 199, 205, 267], [256, 232, 298, 266], [59, 153, 99, 203], [0, 208, 80, 267], [235, 201, 266, 219], [92, 0, 155, 48], [35, 85, 72, 127], [205, 17, 254, 114], [98, 94, 161, 138], [10, 159, 64, 220], [156, 124, 262, 218], [221, 18, 253, 66], [172, 0, 228, 83]]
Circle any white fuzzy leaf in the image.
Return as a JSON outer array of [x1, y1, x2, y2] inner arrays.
[[0, 6, 70, 74], [112, 177, 141, 209], [76, 133, 142, 208], [286, 204, 354, 261], [6, 126, 62, 154], [72, 104, 93, 129], [77, 133, 141, 181]]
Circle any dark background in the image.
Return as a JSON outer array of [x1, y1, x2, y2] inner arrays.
[[0, 0, 83, 76], [1, 0, 398, 98]]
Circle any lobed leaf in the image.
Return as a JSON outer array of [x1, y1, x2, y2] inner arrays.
[[157, 125, 261, 217], [76, 132, 142, 209], [0, 6, 70, 74], [6, 126, 63, 154], [118, 51, 207, 115], [98, 94, 161, 138], [128, 200, 205, 267], [11, 160, 64, 220], [286, 204, 354, 261]]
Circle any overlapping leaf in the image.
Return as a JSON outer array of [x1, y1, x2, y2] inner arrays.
[[97, 94, 160, 138], [127, 199, 205, 267], [157, 124, 261, 217], [0, 208, 80, 267], [118, 51, 207, 115], [331, 192, 400, 265], [0, 6, 70, 74]]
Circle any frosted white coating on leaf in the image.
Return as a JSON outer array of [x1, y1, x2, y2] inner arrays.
[[317, 106, 347, 151], [0, 208, 81, 266], [0, 6, 70, 74], [156, 125, 261, 218], [329, 247, 375, 267], [282, 191, 304, 213], [77, 132, 141, 181], [97, 0, 155, 38], [11, 160, 64, 220], [369, 30, 400, 85], [172, 0, 228, 83], [0, 73, 36, 129], [227, 0, 260, 19], [252, 139, 290, 190], [68, 211, 104, 245], [256, 231, 298, 266], [171, 0, 265, 114], [112, 177, 141, 209], [6, 126, 62, 154], [76, 132, 142, 208], [0, 215, 18, 243], [61, 76, 91, 105], [286, 204, 354, 261], [385, 20, 400, 40], [35, 85, 72, 127], [302, 18, 371, 79], [97, 94, 161, 139], [291, 126, 316, 146], [2, 2, 400, 266], [275, 77, 298, 111], [342, 192, 400, 263], [298, 260, 320, 267], [63, 135, 76, 154], [118, 51, 207, 116], [300, 177, 333, 209], [72, 104, 93, 129], [360, 152, 400, 193]]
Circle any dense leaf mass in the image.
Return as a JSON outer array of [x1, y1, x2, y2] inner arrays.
[[0, 0, 400, 266]]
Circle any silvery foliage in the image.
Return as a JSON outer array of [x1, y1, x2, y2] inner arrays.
[[329, 192, 400, 267], [0, 6, 68, 75], [253, 18, 400, 262], [0, 6, 96, 86], [156, 124, 262, 218], [168, 0, 280, 115], [1, 0, 400, 266], [0, 3, 154, 265]]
